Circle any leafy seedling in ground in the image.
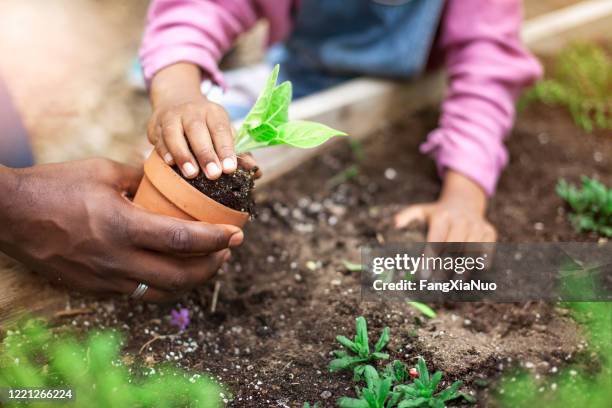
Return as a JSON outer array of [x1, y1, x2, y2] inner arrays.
[[329, 316, 390, 380], [391, 357, 474, 407], [330, 317, 474, 407], [557, 176, 611, 237]]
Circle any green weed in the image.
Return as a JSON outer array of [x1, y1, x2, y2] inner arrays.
[[521, 43, 611, 132], [557, 176, 611, 237]]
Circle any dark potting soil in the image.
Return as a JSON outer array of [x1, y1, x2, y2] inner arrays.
[[56, 104, 610, 407], [174, 166, 256, 214]]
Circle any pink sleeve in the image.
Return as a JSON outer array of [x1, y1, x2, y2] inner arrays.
[[139, 0, 293, 88], [420, 0, 542, 196]]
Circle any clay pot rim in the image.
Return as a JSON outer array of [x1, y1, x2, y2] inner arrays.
[[144, 151, 249, 224]]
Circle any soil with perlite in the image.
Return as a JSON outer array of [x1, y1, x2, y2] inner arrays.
[[173, 166, 257, 215], [57, 104, 610, 407]]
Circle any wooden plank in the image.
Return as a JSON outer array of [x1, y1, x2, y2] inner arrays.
[[252, 73, 445, 184], [2, 1, 612, 324], [0, 254, 68, 327]]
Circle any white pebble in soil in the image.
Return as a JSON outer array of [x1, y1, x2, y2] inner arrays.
[[384, 168, 397, 180]]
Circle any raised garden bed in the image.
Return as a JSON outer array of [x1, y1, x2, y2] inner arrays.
[[54, 102, 610, 406]]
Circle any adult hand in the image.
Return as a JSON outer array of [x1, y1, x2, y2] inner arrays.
[[0, 158, 244, 302], [394, 171, 497, 242]]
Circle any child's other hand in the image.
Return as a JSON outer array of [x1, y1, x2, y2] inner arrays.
[[148, 63, 260, 180], [393, 171, 497, 242]]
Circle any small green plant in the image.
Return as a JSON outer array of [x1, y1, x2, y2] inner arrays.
[[329, 317, 390, 380], [406, 302, 437, 319], [0, 319, 222, 408], [520, 42, 611, 132], [338, 365, 398, 408], [330, 318, 474, 407], [303, 402, 321, 408], [392, 357, 473, 407], [234, 64, 346, 153], [556, 176, 611, 237], [342, 260, 362, 272]]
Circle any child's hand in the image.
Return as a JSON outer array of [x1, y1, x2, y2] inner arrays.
[[148, 63, 260, 180], [148, 95, 236, 179], [394, 171, 497, 242]]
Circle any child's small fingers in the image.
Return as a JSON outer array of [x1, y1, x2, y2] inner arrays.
[[155, 138, 174, 165], [162, 116, 198, 178], [238, 154, 263, 178], [146, 119, 160, 145], [207, 107, 236, 174], [394, 205, 427, 229], [183, 118, 222, 180]]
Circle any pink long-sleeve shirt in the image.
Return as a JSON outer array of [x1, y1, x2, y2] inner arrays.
[[140, 0, 542, 195]]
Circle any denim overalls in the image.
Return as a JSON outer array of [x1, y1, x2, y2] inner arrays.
[[276, 0, 445, 98]]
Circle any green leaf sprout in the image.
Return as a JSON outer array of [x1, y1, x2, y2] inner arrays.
[[234, 65, 347, 154]]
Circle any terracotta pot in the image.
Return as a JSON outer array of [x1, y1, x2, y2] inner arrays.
[[133, 151, 249, 227]]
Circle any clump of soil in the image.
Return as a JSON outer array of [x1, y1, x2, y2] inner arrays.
[[175, 166, 257, 214]]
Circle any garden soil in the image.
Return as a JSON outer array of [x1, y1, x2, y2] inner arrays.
[[58, 104, 610, 407]]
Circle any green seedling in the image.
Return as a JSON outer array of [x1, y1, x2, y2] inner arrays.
[[0, 319, 222, 408], [234, 64, 346, 154], [520, 43, 611, 132], [557, 176, 611, 237], [343, 260, 362, 272], [392, 357, 474, 408], [303, 402, 321, 408], [338, 365, 400, 408], [327, 164, 360, 189], [329, 317, 390, 380], [406, 302, 437, 319], [383, 360, 412, 384]]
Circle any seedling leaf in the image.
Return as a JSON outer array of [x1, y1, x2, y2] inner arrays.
[[277, 121, 347, 149], [407, 301, 437, 319], [235, 64, 346, 154]]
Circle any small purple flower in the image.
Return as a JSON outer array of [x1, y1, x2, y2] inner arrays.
[[170, 308, 190, 331]]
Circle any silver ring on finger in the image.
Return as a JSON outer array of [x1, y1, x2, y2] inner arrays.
[[130, 283, 149, 300]]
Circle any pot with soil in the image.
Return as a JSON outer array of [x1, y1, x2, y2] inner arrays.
[[133, 150, 254, 226], [134, 65, 346, 226]]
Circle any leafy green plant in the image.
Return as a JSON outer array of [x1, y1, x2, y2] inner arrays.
[[303, 402, 321, 408], [382, 360, 413, 384], [234, 64, 346, 153], [556, 176, 611, 237], [329, 317, 390, 380], [392, 358, 473, 408], [520, 42, 611, 132], [338, 365, 399, 408], [0, 319, 222, 408], [330, 318, 474, 407]]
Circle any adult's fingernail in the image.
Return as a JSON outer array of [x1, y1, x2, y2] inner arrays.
[[163, 153, 174, 164], [183, 162, 197, 177], [206, 162, 221, 177], [229, 230, 244, 247], [222, 157, 236, 171], [222, 249, 232, 262]]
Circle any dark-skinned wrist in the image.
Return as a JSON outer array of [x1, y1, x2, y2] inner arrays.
[[0, 165, 21, 248]]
